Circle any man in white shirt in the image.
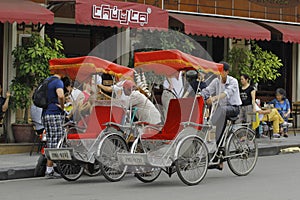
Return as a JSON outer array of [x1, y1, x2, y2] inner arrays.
[[202, 62, 242, 144], [162, 71, 193, 118]]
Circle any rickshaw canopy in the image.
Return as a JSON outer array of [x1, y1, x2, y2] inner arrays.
[[49, 56, 134, 82], [134, 49, 223, 77]]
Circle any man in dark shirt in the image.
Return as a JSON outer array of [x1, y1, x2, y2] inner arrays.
[[42, 74, 65, 178]]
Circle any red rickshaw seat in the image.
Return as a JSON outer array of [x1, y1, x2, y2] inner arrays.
[[141, 97, 204, 140], [67, 105, 125, 139]]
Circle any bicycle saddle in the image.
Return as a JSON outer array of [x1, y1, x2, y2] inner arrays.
[[227, 116, 239, 122]]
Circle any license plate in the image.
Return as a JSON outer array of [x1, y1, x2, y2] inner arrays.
[[119, 154, 146, 165], [48, 150, 72, 161]]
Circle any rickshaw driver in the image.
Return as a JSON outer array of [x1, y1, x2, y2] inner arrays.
[[201, 62, 242, 169]]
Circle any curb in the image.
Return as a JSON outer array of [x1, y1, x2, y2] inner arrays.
[[258, 141, 300, 156], [0, 166, 35, 180]]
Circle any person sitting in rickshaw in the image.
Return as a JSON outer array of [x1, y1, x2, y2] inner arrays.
[[123, 80, 162, 125], [64, 92, 73, 116], [98, 80, 162, 125]]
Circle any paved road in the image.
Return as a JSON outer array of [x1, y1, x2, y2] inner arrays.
[[1, 152, 299, 200]]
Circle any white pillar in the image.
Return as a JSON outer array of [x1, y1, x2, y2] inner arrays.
[[116, 28, 130, 67], [297, 43, 300, 101], [3, 22, 17, 142]]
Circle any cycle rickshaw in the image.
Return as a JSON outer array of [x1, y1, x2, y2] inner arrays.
[[44, 56, 135, 181], [117, 49, 258, 186]]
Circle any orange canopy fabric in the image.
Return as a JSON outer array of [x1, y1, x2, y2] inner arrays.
[[49, 56, 134, 82], [134, 49, 223, 77]]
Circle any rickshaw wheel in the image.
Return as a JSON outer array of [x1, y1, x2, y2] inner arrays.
[[84, 160, 102, 177], [99, 134, 128, 182], [57, 161, 84, 181], [135, 167, 162, 183], [34, 154, 47, 177], [132, 140, 162, 183], [175, 136, 208, 186], [226, 127, 258, 176]]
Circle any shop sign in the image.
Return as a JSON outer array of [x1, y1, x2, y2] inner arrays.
[[76, 0, 168, 29]]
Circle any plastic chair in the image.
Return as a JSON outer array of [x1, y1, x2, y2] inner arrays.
[[262, 121, 273, 139], [287, 116, 296, 136], [292, 101, 300, 129]]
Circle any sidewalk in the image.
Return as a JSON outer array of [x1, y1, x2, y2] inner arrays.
[[0, 133, 300, 181]]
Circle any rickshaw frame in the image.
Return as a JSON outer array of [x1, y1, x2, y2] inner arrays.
[[117, 49, 258, 186], [44, 56, 135, 181]]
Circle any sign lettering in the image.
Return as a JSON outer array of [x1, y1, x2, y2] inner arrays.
[[49, 150, 72, 160], [93, 4, 151, 26]]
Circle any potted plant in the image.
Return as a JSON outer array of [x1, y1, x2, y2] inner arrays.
[[9, 34, 64, 142], [226, 43, 283, 86]]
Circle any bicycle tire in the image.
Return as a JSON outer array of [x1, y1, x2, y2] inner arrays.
[[56, 161, 84, 181], [84, 161, 102, 177], [226, 127, 258, 176], [175, 136, 208, 186], [99, 134, 128, 182], [133, 140, 162, 183]]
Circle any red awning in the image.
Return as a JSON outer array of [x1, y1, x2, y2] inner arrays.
[[170, 13, 271, 41], [76, 0, 168, 29], [0, 0, 54, 24], [260, 22, 300, 43]]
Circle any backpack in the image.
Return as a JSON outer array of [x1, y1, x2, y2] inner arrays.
[[32, 76, 57, 109]]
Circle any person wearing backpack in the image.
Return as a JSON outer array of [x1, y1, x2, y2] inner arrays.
[[41, 74, 65, 178]]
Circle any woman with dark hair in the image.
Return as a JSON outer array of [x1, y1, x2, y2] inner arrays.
[[269, 88, 291, 137], [238, 74, 256, 123], [187, 70, 207, 94]]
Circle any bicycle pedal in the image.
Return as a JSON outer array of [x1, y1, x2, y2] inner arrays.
[[217, 147, 225, 156]]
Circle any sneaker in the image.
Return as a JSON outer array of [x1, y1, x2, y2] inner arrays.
[[45, 171, 61, 179], [273, 133, 280, 138], [282, 121, 289, 127]]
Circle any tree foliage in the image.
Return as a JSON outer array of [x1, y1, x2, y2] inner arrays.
[[133, 30, 196, 53], [226, 43, 283, 84], [10, 34, 65, 123], [128, 30, 196, 68]]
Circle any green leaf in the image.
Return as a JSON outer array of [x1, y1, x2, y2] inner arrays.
[[10, 34, 65, 123], [226, 43, 283, 84]]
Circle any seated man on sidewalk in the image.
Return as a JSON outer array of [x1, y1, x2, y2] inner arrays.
[[254, 104, 285, 138]]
